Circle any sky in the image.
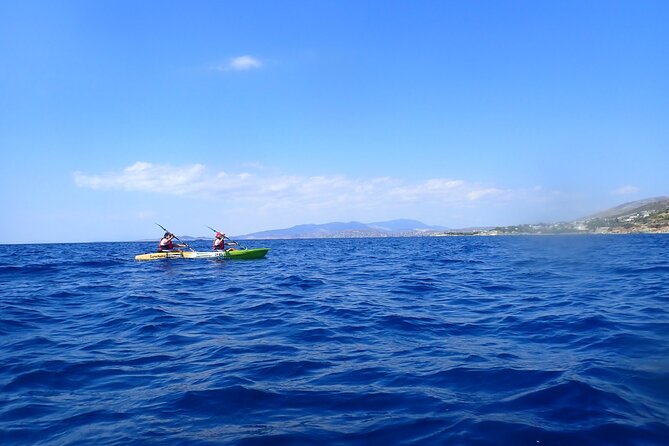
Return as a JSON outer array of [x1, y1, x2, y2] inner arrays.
[[1, 1, 667, 243]]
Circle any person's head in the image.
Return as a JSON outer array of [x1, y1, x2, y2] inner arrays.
[[216, 232, 223, 239], [164, 232, 170, 238]]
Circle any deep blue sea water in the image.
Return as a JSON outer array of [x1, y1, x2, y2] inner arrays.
[[1, 235, 668, 445]]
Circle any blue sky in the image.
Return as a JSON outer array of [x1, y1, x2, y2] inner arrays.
[[1, 1, 667, 243]]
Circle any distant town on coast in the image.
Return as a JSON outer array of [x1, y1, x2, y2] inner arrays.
[[446, 196, 669, 237], [172, 196, 669, 241]]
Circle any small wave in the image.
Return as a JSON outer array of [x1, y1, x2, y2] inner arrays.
[[377, 314, 440, 333], [612, 265, 669, 275], [485, 379, 631, 424], [246, 359, 332, 381], [423, 367, 562, 394], [277, 274, 326, 290], [452, 419, 669, 446], [4, 369, 80, 392], [480, 284, 517, 293], [172, 386, 287, 415], [392, 280, 440, 294], [69, 259, 121, 269], [0, 264, 58, 276]]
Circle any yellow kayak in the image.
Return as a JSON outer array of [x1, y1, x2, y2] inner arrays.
[[135, 251, 188, 260], [135, 248, 270, 261]]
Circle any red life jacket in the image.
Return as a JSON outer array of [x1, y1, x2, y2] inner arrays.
[[213, 238, 225, 250], [158, 239, 173, 251]]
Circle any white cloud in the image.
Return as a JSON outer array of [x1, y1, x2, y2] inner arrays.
[[611, 185, 640, 196], [213, 55, 263, 72], [73, 162, 515, 213], [388, 179, 507, 203], [74, 162, 215, 196], [240, 161, 267, 170], [467, 188, 505, 200]]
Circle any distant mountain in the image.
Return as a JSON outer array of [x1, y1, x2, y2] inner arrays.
[[177, 235, 209, 241], [368, 219, 444, 232], [238, 219, 446, 239]]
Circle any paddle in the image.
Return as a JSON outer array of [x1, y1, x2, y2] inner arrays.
[[206, 225, 247, 250], [155, 223, 195, 252]]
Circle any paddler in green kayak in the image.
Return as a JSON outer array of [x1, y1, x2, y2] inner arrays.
[[212, 232, 238, 252]]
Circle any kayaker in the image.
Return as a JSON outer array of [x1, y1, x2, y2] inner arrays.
[[213, 232, 237, 251], [158, 232, 185, 252]]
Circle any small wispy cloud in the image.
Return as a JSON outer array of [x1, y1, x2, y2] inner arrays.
[[137, 210, 155, 220], [73, 162, 515, 212], [612, 185, 640, 196], [213, 55, 263, 72]]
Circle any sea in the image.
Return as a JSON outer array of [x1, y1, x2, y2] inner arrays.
[[1, 235, 668, 445]]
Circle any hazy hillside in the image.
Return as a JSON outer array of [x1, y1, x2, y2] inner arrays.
[[474, 196, 669, 236], [585, 196, 669, 219]]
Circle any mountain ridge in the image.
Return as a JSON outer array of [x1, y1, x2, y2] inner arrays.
[[234, 197, 669, 239], [238, 219, 446, 239]]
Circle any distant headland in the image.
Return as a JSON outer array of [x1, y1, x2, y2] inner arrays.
[[471, 196, 669, 236]]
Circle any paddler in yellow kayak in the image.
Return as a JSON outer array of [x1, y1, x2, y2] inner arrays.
[[158, 232, 187, 252]]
